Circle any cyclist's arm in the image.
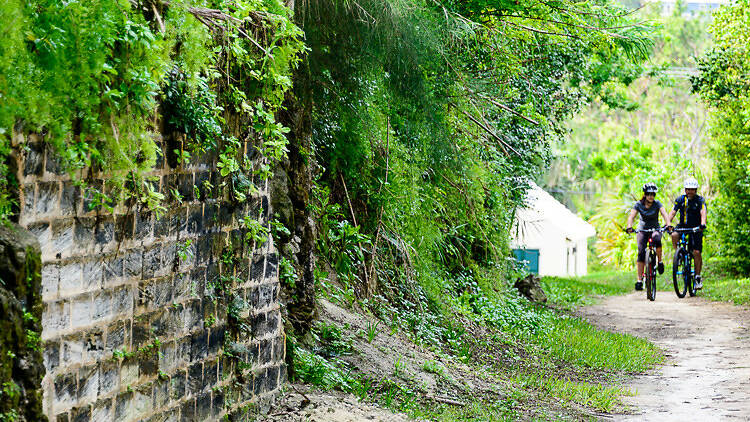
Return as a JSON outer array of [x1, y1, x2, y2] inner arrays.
[[660, 206, 671, 225], [700, 204, 707, 226], [626, 208, 637, 229], [667, 209, 677, 225]]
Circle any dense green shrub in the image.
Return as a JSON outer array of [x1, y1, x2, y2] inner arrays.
[[299, 0, 652, 305], [693, 0, 750, 275]]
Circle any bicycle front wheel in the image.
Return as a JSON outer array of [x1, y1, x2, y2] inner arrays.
[[646, 249, 656, 301], [673, 248, 688, 298]]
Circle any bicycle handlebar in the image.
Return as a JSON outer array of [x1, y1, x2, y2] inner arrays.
[[673, 226, 702, 233], [624, 226, 671, 235], [634, 227, 666, 233]]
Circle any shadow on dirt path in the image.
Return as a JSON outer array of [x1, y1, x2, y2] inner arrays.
[[579, 290, 750, 421]]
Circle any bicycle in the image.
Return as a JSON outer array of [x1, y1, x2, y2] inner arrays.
[[672, 226, 702, 298], [626, 227, 665, 301]]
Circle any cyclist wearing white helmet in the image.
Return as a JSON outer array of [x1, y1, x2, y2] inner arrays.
[[625, 183, 672, 291], [667, 176, 707, 289]]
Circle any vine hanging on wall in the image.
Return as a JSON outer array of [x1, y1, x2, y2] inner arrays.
[[0, 0, 305, 218]]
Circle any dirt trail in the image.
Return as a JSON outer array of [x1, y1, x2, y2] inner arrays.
[[579, 291, 750, 421]]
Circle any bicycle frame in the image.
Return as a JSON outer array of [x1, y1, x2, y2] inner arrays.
[[678, 232, 690, 250], [635, 228, 664, 301], [673, 227, 700, 298], [676, 233, 693, 273], [643, 236, 658, 275]]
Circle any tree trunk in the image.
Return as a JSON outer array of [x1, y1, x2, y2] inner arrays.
[[273, 52, 317, 336]]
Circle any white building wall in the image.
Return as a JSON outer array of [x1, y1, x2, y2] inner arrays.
[[511, 222, 591, 277], [512, 221, 570, 277], [543, 233, 569, 276], [510, 183, 596, 277]]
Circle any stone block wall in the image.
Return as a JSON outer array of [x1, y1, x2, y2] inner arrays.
[[13, 132, 286, 421]]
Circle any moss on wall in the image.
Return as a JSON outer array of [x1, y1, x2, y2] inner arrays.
[[0, 223, 45, 422]]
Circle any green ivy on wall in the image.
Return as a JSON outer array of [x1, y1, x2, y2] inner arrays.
[[0, 0, 305, 414], [0, 0, 304, 217]]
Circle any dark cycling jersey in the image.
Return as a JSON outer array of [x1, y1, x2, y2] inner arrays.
[[673, 195, 706, 227], [632, 200, 663, 230]]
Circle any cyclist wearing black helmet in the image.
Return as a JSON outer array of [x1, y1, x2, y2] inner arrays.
[[667, 176, 707, 289], [625, 183, 672, 291]]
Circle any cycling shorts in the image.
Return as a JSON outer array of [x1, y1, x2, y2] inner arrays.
[[637, 231, 662, 263], [675, 225, 703, 253]]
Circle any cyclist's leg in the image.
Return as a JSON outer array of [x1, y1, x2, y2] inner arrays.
[[671, 230, 680, 249], [653, 232, 665, 273], [636, 232, 647, 288], [693, 231, 703, 275]]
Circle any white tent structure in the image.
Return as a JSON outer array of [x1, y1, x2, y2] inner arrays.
[[510, 182, 596, 277]]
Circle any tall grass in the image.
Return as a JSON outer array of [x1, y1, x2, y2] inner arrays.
[[514, 372, 630, 412], [535, 316, 663, 373], [698, 263, 750, 305], [541, 271, 633, 309]]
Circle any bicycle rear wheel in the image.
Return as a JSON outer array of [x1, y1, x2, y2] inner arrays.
[[645, 249, 656, 301], [673, 248, 688, 298]]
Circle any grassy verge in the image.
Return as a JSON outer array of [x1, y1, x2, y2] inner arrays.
[[537, 315, 661, 373], [480, 271, 660, 415], [541, 270, 633, 309], [292, 270, 661, 420], [698, 262, 750, 305], [512, 372, 628, 412], [702, 276, 750, 305], [410, 399, 521, 421], [294, 346, 522, 420]]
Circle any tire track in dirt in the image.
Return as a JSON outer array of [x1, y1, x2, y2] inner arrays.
[[579, 291, 750, 421]]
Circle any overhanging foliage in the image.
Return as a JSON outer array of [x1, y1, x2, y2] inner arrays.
[[292, 0, 653, 310]]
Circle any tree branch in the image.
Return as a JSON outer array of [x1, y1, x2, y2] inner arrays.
[[500, 19, 580, 39], [458, 109, 521, 156], [463, 88, 541, 125], [160, 1, 271, 56], [492, 13, 647, 36], [479, 95, 540, 126], [339, 172, 372, 295], [538, 0, 646, 19]]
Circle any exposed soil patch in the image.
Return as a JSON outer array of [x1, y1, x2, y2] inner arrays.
[[262, 299, 618, 421], [257, 384, 412, 422], [261, 299, 506, 421], [579, 291, 750, 421]]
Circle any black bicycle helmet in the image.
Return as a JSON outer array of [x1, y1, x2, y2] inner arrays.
[[642, 182, 658, 194]]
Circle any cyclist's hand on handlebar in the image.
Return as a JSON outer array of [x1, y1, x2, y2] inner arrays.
[[700, 224, 706, 231], [625, 227, 635, 234]]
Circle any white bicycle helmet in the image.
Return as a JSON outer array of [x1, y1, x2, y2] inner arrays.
[[684, 177, 699, 189], [642, 182, 658, 193]]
